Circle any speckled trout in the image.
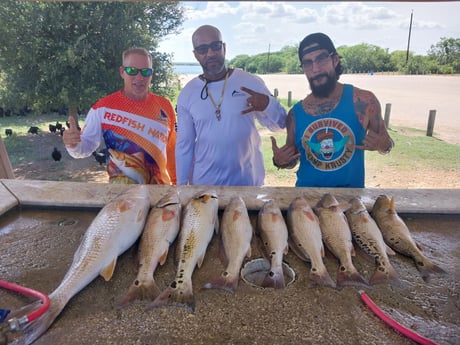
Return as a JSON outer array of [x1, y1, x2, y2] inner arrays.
[[287, 196, 335, 288], [371, 195, 446, 282], [20, 185, 151, 345], [118, 190, 181, 307], [345, 197, 399, 285], [257, 199, 289, 289], [147, 190, 218, 312], [203, 196, 253, 293], [314, 193, 368, 288]]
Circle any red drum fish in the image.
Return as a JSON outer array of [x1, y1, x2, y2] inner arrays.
[[203, 196, 253, 293], [257, 199, 289, 289], [314, 193, 368, 288], [371, 195, 446, 282], [147, 190, 219, 312], [118, 190, 181, 307], [345, 197, 399, 285], [287, 196, 335, 288], [18, 185, 151, 345]]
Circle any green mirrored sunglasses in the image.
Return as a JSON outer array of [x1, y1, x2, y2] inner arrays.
[[124, 66, 153, 77]]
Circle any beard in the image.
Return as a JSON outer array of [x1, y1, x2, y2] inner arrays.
[[308, 72, 336, 98], [202, 57, 226, 77]]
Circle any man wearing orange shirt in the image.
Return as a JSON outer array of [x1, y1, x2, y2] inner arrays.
[[63, 47, 176, 185]]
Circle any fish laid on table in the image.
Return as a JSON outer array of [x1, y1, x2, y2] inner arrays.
[[118, 190, 181, 307], [371, 194, 446, 282], [147, 190, 219, 312], [203, 196, 253, 293], [314, 193, 368, 288], [18, 185, 151, 345], [257, 199, 289, 289], [287, 196, 335, 288], [345, 197, 399, 285]]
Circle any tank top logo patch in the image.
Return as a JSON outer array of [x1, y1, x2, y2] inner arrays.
[[302, 118, 355, 171]]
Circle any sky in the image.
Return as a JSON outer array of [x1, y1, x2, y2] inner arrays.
[[158, 1, 460, 63]]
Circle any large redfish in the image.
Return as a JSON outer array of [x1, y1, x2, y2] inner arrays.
[[314, 193, 368, 288], [19, 185, 151, 345], [371, 194, 446, 282], [257, 199, 289, 289], [287, 196, 335, 288], [118, 190, 181, 307], [147, 190, 218, 312], [345, 197, 399, 285], [203, 196, 253, 293]]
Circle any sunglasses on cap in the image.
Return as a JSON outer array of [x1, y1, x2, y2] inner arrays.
[[123, 66, 153, 77], [194, 41, 223, 55]]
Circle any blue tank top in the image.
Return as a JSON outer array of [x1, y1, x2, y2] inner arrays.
[[293, 84, 366, 188]]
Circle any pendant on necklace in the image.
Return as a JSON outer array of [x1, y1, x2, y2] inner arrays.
[[215, 108, 221, 121]]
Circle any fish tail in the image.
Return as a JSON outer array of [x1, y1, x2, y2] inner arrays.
[[336, 264, 369, 288], [415, 256, 447, 282], [202, 272, 239, 293], [22, 299, 63, 345], [369, 264, 399, 285], [309, 267, 336, 289], [117, 279, 161, 308], [261, 268, 285, 289], [145, 281, 195, 312]]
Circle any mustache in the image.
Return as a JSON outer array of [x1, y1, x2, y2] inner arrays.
[[311, 73, 328, 82]]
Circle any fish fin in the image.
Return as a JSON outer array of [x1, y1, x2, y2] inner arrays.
[[146, 281, 195, 312], [336, 265, 369, 288], [370, 264, 399, 285], [159, 248, 169, 266], [309, 267, 336, 289], [416, 257, 447, 282], [261, 268, 285, 289], [22, 298, 63, 345], [196, 254, 205, 269], [117, 278, 161, 308], [100, 259, 117, 281], [288, 238, 310, 262], [385, 244, 396, 256], [202, 272, 239, 293], [283, 243, 289, 255]]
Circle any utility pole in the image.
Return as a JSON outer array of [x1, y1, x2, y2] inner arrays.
[[406, 10, 413, 64]]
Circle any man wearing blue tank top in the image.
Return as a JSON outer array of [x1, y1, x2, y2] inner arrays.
[[271, 33, 394, 188]]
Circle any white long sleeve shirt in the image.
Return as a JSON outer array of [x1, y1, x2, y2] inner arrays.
[[176, 68, 287, 186]]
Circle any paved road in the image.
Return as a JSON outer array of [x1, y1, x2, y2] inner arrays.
[[179, 74, 460, 145]]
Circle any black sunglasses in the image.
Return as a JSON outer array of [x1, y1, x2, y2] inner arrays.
[[124, 66, 153, 77], [194, 41, 223, 55]]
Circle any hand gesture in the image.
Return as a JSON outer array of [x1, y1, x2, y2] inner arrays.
[[271, 136, 300, 167], [241, 87, 269, 114], [356, 118, 391, 152], [62, 116, 81, 149]]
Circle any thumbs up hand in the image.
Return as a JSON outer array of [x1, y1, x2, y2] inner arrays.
[[63, 116, 81, 149]]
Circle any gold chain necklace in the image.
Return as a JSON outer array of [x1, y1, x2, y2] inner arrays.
[[205, 70, 229, 121]]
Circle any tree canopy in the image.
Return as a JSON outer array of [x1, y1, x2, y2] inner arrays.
[[229, 37, 460, 76], [0, 1, 184, 115]]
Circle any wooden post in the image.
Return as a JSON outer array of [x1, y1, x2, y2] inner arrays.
[[274, 88, 278, 98], [384, 103, 391, 128], [426, 110, 436, 137], [288, 91, 292, 107], [0, 135, 15, 179]]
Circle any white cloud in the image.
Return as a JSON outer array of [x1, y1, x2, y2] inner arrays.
[[158, 1, 460, 62]]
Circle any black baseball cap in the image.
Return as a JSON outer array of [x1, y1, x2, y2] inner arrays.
[[298, 33, 336, 61]]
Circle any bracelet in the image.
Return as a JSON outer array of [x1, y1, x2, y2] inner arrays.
[[272, 157, 298, 169], [378, 137, 394, 155]]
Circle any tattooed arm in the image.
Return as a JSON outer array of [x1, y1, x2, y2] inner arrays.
[[354, 88, 394, 154]]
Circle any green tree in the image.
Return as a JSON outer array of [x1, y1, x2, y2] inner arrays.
[[428, 37, 460, 73], [0, 1, 184, 117]]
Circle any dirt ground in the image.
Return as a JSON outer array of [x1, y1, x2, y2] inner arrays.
[[1, 208, 458, 345]]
